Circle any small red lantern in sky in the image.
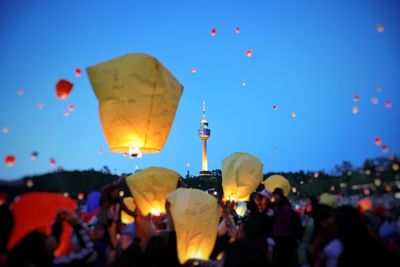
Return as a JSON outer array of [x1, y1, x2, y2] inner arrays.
[[374, 137, 382, 146], [69, 104, 74, 112], [385, 100, 392, 108], [37, 102, 44, 109], [191, 68, 197, 74], [64, 110, 69, 117], [381, 145, 388, 153], [5, 155, 16, 167], [55, 79, 73, 100], [353, 95, 359, 102], [17, 89, 24, 95], [210, 28, 217, 36], [235, 27, 240, 34], [50, 158, 56, 167], [246, 49, 253, 57], [75, 68, 82, 77], [273, 105, 278, 110]]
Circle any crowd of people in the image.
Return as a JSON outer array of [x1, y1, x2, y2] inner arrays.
[[1, 178, 400, 267]]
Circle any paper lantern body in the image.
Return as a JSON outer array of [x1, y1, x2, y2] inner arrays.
[[319, 193, 338, 208], [87, 53, 184, 155], [126, 166, 179, 215], [222, 152, 263, 201], [55, 79, 73, 100], [121, 197, 136, 224], [264, 175, 291, 196], [8, 192, 77, 256], [167, 188, 220, 264]]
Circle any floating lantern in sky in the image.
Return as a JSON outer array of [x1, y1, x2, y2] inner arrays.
[[352, 106, 359, 114], [381, 145, 388, 153], [371, 96, 379, 104], [377, 23, 384, 33], [74, 68, 82, 77], [245, 49, 253, 57], [273, 105, 278, 110], [49, 158, 56, 167], [385, 100, 392, 108], [374, 137, 382, 146], [87, 53, 184, 156], [242, 81, 247, 87], [126, 167, 179, 216], [167, 188, 220, 264], [191, 68, 197, 74], [69, 104, 75, 111], [376, 85, 382, 93], [37, 102, 44, 109], [2, 127, 9, 134], [235, 27, 240, 34], [17, 89, 24, 95], [222, 152, 263, 201], [210, 28, 217, 36], [264, 175, 291, 196], [274, 147, 280, 152], [55, 79, 73, 100], [291, 112, 297, 118], [5, 155, 16, 167], [31, 151, 38, 160], [63, 110, 69, 117], [353, 95, 359, 102], [98, 148, 104, 154]]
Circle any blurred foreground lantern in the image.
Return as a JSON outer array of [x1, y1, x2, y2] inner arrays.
[[222, 152, 263, 201], [5, 155, 16, 167], [264, 175, 291, 197], [234, 201, 247, 217], [319, 193, 337, 208], [358, 198, 372, 213], [87, 53, 183, 156], [167, 188, 220, 264], [126, 167, 179, 215], [8, 192, 77, 256], [121, 197, 136, 224], [55, 79, 73, 100]]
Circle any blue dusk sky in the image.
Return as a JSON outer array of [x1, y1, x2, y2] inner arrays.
[[0, 0, 399, 180]]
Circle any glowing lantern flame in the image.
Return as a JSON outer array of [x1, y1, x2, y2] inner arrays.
[[374, 137, 382, 146], [129, 147, 142, 158], [210, 28, 217, 36], [385, 100, 392, 108], [5, 155, 16, 167], [55, 79, 73, 100], [245, 49, 253, 57], [377, 23, 384, 33], [264, 175, 291, 197], [352, 106, 359, 114], [235, 27, 240, 34], [353, 95, 359, 102], [75, 68, 82, 77]]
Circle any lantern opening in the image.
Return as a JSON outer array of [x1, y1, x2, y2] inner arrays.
[[129, 147, 142, 158]]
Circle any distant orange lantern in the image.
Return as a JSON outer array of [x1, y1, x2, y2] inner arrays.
[[55, 79, 73, 100], [352, 106, 359, 114], [5, 155, 16, 167], [246, 49, 253, 57], [358, 198, 372, 213]]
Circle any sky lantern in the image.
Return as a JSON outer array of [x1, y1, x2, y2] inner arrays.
[[98, 148, 104, 154], [358, 197, 372, 213], [291, 112, 297, 118], [274, 147, 280, 152], [37, 102, 44, 109], [352, 106, 359, 114], [242, 81, 247, 87], [5, 155, 16, 167], [2, 127, 9, 134], [377, 23, 384, 33], [264, 175, 291, 196], [7, 192, 77, 256], [17, 89, 24, 95], [353, 95, 359, 102], [245, 49, 253, 57], [273, 105, 278, 110], [381, 145, 388, 153], [55, 79, 73, 100], [376, 85, 382, 93], [50, 158, 56, 167], [63, 110, 69, 117], [374, 137, 382, 146], [235, 27, 240, 34], [126, 166, 179, 216], [74, 68, 82, 77], [87, 53, 183, 157], [210, 28, 217, 36], [192, 67, 197, 74], [385, 100, 392, 108], [69, 104, 75, 111], [31, 151, 38, 160], [166, 188, 220, 264], [371, 96, 379, 104], [121, 197, 136, 224], [222, 152, 263, 201]]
